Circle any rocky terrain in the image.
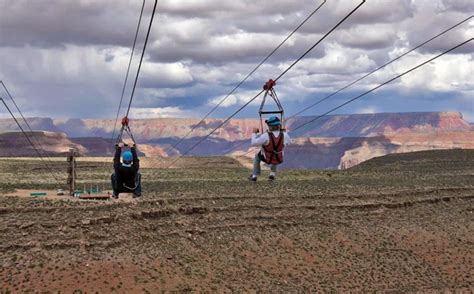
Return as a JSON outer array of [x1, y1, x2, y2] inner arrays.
[[0, 112, 473, 169], [0, 149, 473, 292]]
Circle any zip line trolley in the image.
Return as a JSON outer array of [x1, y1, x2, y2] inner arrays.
[[116, 116, 137, 146], [259, 79, 285, 132]]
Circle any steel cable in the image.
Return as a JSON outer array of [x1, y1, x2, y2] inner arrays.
[[0, 97, 61, 182], [289, 38, 473, 133], [0, 81, 55, 162], [164, 0, 366, 168], [226, 15, 473, 156], [125, 0, 158, 117], [286, 15, 473, 121], [110, 0, 146, 149], [235, 38, 473, 158], [163, 0, 327, 154]]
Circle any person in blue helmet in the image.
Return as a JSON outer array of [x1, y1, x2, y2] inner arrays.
[[111, 142, 142, 199], [249, 116, 291, 181]]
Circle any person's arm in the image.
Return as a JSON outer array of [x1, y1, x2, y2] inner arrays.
[[131, 145, 140, 171], [251, 132, 269, 147], [114, 145, 122, 171]]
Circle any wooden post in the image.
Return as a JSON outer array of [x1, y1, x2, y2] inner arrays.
[[67, 149, 78, 196]]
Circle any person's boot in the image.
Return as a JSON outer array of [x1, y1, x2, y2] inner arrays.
[[133, 192, 142, 198], [248, 175, 257, 182], [269, 173, 276, 181], [112, 193, 119, 199]]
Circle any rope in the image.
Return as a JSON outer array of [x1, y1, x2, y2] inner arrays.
[[164, 0, 366, 168], [163, 0, 327, 154], [0, 97, 60, 182]]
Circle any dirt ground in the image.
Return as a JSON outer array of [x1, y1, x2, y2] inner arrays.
[[0, 150, 473, 292]]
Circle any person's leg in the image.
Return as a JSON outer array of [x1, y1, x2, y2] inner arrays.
[[269, 165, 277, 180], [111, 174, 119, 198], [133, 173, 142, 197], [250, 152, 262, 180]]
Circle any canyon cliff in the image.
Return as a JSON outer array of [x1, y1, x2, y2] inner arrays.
[[0, 112, 472, 169]]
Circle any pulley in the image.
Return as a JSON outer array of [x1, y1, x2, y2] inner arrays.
[[116, 116, 137, 145]]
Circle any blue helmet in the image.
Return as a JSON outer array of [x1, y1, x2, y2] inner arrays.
[[265, 116, 281, 126], [122, 151, 133, 164]]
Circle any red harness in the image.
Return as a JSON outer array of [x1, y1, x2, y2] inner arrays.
[[261, 131, 284, 165]]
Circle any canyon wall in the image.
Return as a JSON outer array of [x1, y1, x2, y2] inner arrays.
[[0, 112, 472, 169]]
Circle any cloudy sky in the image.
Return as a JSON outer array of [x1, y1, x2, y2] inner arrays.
[[0, 0, 473, 122]]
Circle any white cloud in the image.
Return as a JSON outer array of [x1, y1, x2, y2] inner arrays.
[[396, 52, 473, 93], [356, 106, 378, 114], [129, 107, 192, 118], [207, 91, 262, 108], [140, 62, 194, 88]]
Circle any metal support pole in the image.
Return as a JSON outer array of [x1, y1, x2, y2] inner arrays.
[[67, 149, 78, 196]]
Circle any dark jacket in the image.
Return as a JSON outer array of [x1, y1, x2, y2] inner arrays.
[[114, 146, 139, 188]]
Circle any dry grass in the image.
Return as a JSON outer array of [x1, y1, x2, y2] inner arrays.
[[0, 149, 473, 292]]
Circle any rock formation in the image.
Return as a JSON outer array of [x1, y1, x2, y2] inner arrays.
[[0, 112, 472, 169]]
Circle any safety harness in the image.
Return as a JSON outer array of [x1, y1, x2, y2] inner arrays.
[[261, 131, 285, 165]]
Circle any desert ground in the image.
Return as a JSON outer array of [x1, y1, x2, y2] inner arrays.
[[0, 149, 473, 292]]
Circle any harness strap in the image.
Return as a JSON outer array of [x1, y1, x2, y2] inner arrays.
[[122, 182, 138, 190], [122, 174, 140, 190], [263, 131, 283, 164]]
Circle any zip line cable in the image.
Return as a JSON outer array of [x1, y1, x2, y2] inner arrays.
[[235, 38, 473, 158], [225, 15, 473, 156], [107, 0, 157, 176], [286, 14, 473, 121], [272, 0, 365, 83], [0, 81, 54, 162], [0, 97, 60, 181], [164, 0, 327, 154], [110, 0, 146, 148], [164, 0, 366, 168], [125, 0, 158, 118], [103, 0, 147, 177], [290, 38, 473, 133]]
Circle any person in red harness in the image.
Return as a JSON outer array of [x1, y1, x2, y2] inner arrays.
[[249, 116, 291, 181]]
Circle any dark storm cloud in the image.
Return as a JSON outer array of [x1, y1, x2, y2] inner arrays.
[[158, 0, 304, 18], [405, 15, 474, 55], [148, 32, 327, 64], [441, 0, 474, 13], [335, 25, 397, 50], [0, 0, 148, 48]]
